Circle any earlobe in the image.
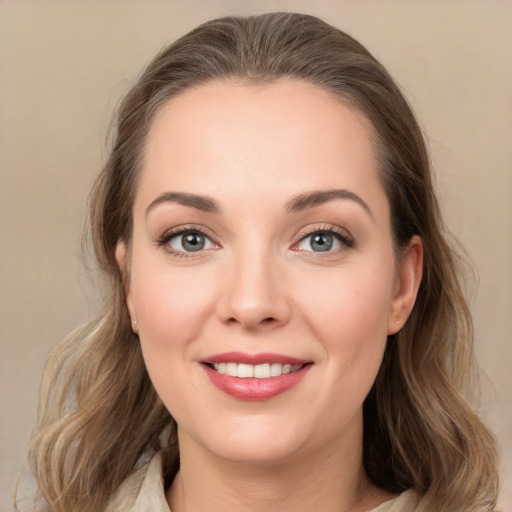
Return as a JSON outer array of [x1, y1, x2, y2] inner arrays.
[[387, 235, 423, 334], [115, 242, 137, 329]]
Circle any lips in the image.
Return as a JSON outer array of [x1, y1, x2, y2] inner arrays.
[[201, 352, 312, 401]]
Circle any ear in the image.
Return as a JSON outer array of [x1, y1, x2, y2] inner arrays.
[[387, 235, 423, 334], [115, 241, 137, 326]]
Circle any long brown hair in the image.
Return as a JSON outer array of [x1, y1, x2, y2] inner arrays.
[[24, 12, 498, 511]]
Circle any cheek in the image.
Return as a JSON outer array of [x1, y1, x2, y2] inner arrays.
[[129, 261, 219, 379], [132, 261, 213, 330], [304, 264, 393, 336], [298, 262, 394, 378], [130, 266, 218, 420]]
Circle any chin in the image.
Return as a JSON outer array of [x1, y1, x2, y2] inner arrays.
[[211, 438, 304, 466], [193, 416, 310, 465]]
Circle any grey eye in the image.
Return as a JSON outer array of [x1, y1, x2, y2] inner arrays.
[[169, 231, 213, 252], [295, 231, 344, 253], [309, 232, 334, 252]]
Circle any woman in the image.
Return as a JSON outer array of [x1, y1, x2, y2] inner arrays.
[[26, 12, 498, 512]]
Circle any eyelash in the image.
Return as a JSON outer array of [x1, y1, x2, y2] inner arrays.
[[155, 223, 355, 258], [294, 224, 355, 253], [156, 225, 217, 258]]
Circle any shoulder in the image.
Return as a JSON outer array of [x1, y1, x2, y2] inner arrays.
[[368, 489, 422, 512], [105, 452, 170, 512], [368, 490, 493, 512]]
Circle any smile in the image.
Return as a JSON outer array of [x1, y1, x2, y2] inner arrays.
[[211, 362, 303, 378], [201, 352, 313, 401]]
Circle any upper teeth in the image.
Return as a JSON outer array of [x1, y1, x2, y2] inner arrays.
[[212, 362, 302, 378]]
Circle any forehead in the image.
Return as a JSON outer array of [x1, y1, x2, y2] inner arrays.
[[138, 79, 386, 216]]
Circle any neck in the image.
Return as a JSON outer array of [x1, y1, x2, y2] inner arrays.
[[166, 427, 390, 512]]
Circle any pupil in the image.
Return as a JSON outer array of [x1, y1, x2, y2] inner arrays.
[[183, 233, 205, 251], [311, 233, 333, 252]]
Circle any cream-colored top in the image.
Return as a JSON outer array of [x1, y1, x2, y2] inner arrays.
[[105, 452, 423, 512]]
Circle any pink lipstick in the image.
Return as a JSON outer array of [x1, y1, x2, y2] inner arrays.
[[201, 352, 312, 401]]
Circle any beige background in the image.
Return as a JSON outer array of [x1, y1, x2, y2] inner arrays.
[[1, 1, 510, 510]]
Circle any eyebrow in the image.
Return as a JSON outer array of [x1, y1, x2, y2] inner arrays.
[[145, 188, 373, 219], [146, 192, 221, 216], [285, 189, 374, 220]]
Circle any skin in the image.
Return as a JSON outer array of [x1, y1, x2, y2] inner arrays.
[[116, 79, 423, 512]]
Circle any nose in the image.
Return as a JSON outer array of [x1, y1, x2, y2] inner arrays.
[[216, 249, 292, 331]]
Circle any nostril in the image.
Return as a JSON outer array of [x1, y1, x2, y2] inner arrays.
[[225, 316, 277, 328]]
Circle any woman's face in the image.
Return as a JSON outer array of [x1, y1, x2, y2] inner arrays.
[[118, 80, 421, 465]]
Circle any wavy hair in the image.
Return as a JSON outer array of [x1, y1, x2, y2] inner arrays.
[[24, 12, 498, 511]]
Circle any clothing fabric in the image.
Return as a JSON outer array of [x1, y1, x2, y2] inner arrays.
[[105, 451, 422, 512]]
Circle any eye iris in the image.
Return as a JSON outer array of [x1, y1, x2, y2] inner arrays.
[[182, 232, 205, 251], [311, 232, 333, 252]]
